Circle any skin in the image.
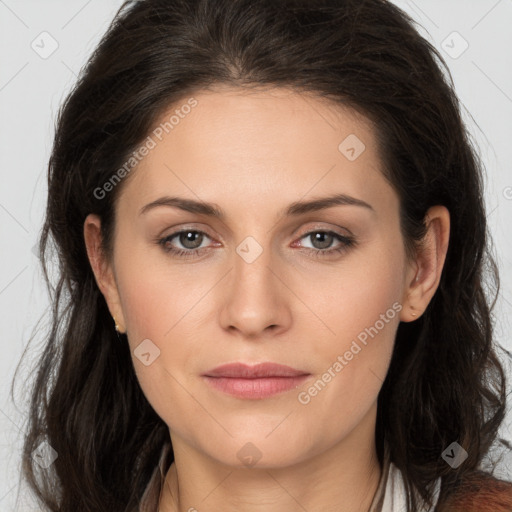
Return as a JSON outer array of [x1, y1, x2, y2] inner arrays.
[[84, 85, 450, 512]]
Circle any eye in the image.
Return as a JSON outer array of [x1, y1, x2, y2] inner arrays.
[[158, 229, 215, 258], [156, 228, 356, 260], [293, 230, 355, 257]]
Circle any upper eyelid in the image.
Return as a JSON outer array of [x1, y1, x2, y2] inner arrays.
[[157, 213, 355, 239]]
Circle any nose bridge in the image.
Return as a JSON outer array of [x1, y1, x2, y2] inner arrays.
[[218, 234, 292, 337], [233, 237, 273, 297]]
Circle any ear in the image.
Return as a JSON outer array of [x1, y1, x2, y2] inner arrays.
[[400, 205, 450, 322], [83, 213, 126, 333]]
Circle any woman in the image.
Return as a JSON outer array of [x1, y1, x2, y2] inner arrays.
[[19, 0, 512, 510]]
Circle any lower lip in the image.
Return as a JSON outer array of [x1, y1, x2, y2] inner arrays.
[[202, 375, 311, 399]]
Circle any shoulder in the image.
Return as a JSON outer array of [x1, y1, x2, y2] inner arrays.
[[436, 471, 512, 512]]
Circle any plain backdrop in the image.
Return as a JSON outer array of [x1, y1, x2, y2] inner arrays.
[[1, 0, 511, 509]]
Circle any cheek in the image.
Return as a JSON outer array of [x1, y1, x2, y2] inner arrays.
[[114, 263, 202, 426], [113, 245, 215, 403], [114, 238, 206, 342], [293, 237, 404, 424], [299, 230, 405, 344]]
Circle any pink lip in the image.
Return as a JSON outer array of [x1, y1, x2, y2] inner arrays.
[[202, 363, 311, 399]]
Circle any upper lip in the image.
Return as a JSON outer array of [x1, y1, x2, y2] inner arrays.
[[202, 362, 310, 378]]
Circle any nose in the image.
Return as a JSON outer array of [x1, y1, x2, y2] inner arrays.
[[218, 244, 293, 339]]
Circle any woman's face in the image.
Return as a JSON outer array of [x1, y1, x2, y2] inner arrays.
[[87, 86, 423, 468]]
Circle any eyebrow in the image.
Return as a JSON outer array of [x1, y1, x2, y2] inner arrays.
[[138, 193, 375, 218]]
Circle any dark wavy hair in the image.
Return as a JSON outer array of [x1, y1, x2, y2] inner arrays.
[[15, 0, 511, 510]]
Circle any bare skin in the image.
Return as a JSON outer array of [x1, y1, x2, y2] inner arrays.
[[84, 85, 450, 512]]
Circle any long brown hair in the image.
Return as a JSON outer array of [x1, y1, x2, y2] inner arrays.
[[16, 0, 510, 510]]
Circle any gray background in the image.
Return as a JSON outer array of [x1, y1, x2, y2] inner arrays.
[[1, 0, 511, 509]]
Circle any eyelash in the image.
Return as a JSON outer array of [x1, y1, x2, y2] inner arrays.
[[157, 229, 356, 259]]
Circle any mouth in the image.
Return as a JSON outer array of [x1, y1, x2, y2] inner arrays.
[[201, 362, 311, 399]]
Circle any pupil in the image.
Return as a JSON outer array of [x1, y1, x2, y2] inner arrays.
[[313, 232, 332, 249], [181, 231, 201, 249]]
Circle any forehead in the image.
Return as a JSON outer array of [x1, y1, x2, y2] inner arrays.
[[115, 86, 396, 219]]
